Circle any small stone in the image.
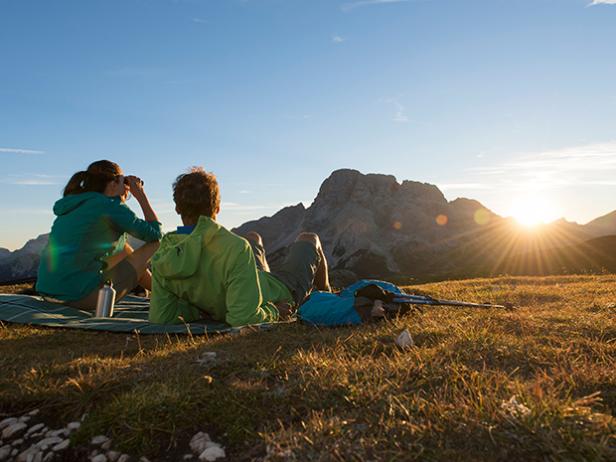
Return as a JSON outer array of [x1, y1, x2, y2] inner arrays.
[[43, 453, 55, 462], [198, 445, 225, 461], [91, 454, 108, 462], [395, 329, 415, 349], [101, 440, 112, 451], [36, 437, 63, 450], [183, 455, 194, 460], [18, 416, 31, 424], [12, 438, 24, 446], [117, 455, 130, 462], [0, 419, 17, 431], [0, 445, 11, 460], [66, 422, 81, 431], [27, 410, 40, 417], [16, 446, 39, 462], [189, 432, 211, 455], [106, 450, 120, 462], [33, 451, 43, 462], [26, 424, 45, 436], [49, 430, 68, 438], [11, 448, 18, 457], [51, 439, 69, 452], [139, 458, 150, 462], [2, 422, 28, 440], [91, 435, 110, 446]]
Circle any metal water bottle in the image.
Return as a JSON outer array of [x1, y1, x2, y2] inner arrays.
[[95, 281, 116, 317]]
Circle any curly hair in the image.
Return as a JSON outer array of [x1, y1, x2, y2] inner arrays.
[[173, 167, 221, 222]]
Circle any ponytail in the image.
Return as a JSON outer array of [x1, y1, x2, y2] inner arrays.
[[63, 171, 88, 196], [62, 160, 122, 197]]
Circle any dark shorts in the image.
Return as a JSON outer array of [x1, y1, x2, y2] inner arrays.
[[65, 259, 139, 311], [250, 240, 320, 305]]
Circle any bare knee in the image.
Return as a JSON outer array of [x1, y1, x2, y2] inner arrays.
[[296, 232, 321, 248], [244, 231, 264, 246]]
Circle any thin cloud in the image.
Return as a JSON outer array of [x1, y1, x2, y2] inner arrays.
[[438, 183, 494, 191], [381, 97, 409, 123], [332, 35, 346, 43], [341, 0, 409, 12], [192, 17, 208, 24], [464, 141, 616, 191], [588, 0, 616, 5], [0, 147, 45, 155], [1, 174, 60, 186]]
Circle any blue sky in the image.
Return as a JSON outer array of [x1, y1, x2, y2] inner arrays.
[[1, 0, 615, 249]]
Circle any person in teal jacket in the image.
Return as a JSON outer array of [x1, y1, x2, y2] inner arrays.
[[36, 160, 163, 310], [149, 167, 331, 327]]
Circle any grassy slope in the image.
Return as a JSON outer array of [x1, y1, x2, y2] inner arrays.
[[1, 276, 615, 461]]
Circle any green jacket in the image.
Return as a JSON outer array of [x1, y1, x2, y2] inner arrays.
[[36, 192, 163, 301], [149, 216, 293, 327]]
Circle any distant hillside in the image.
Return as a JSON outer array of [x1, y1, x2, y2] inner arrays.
[[234, 169, 616, 282]]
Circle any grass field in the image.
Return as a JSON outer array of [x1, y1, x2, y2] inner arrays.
[[1, 275, 615, 461]]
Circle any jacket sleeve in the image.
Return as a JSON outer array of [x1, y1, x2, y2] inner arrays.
[[149, 272, 203, 324], [109, 201, 163, 242], [224, 242, 279, 327]]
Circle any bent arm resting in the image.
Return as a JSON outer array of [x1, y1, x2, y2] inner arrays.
[[149, 273, 202, 324], [224, 244, 278, 327]]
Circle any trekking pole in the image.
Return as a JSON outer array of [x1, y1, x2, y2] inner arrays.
[[392, 293, 511, 309]]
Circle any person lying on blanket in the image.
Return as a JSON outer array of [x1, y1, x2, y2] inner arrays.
[[36, 160, 163, 310], [149, 167, 331, 326]]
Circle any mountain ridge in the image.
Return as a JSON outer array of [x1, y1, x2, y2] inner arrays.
[[2, 169, 616, 284]]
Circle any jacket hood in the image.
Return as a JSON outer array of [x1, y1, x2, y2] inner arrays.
[[52, 192, 109, 216], [152, 216, 222, 280]]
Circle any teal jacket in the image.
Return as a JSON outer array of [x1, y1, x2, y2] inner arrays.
[[36, 192, 162, 301], [149, 216, 293, 327]]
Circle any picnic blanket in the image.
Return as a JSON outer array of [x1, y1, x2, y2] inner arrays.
[[0, 294, 272, 335]]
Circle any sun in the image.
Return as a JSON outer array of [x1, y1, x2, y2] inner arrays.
[[507, 196, 558, 228]]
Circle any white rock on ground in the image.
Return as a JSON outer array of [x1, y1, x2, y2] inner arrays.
[[27, 410, 40, 417], [189, 432, 211, 455], [198, 445, 225, 461], [2, 422, 28, 440], [43, 452, 55, 462], [91, 435, 110, 446], [49, 429, 68, 438], [18, 416, 31, 424], [117, 454, 130, 462], [139, 457, 151, 462], [183, 455, 194, 460], [395, 329, 415, 349], [106, 450, 120, 462], [66, 422, 81, 431], [51, 439, 70, 452], [101, 439, 112, 451], [11, 438, 24, 447], [26, 424, 45, 436], [16, 446, 40, 462], [0, 445, 11, 461], [36, 436, 63, 450], [10, 449, 17, 457], [91, 454, 108, 462], [0, 419, 17, 431]]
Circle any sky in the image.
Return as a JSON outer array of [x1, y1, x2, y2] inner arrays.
[[1, 0, 615, 250]]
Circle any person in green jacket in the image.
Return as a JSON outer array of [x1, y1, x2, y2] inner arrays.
[[149, 167, 331, 327], [36, 160, 163, 309]]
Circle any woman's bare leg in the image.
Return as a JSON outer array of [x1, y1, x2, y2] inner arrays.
[[126, 242, 159, 291]]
